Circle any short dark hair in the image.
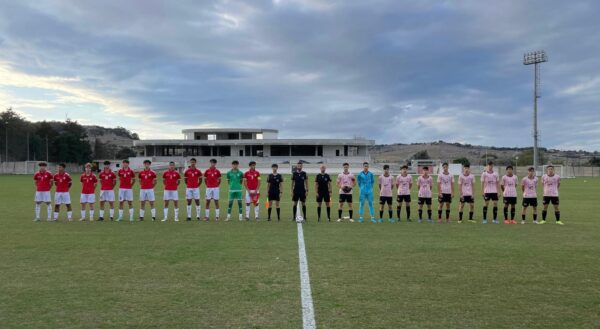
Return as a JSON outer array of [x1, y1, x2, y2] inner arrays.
[[232, 160, 239, 165], [38, 162, 47, 167], [442, 162, 448, 167], [547, 165, 554, 169], [249, 161, 256, 166], [528, 166, 535, 171], [383, 164, 389, 170], [169, 161, 175, 165], [58, 163, 66, 168], [122, 159, 129, 164], [297, 161, 303, 165], [363, 162, 369, 166], [143, 160, 151, 164], [506, 165, 513, 170], [210, 159, 217, 164], [423, 166, 429, 170], [271, 163, 278, 168], [463, 164, 470, 168], [343, 162, 349, 166], [401, 165, 408, 170], [103, 160, 111, 165], [190, 158, 197, 162], [487, 161, 494, 166]]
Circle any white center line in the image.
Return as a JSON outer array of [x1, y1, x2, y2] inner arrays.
[[297, 222, 316, 329]]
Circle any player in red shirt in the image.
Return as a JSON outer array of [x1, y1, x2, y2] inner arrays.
[[98, 161, 117, 221], [243, 161, 261, 221], [33, 162, 53, 221], [53, 163, 73, 221], [204, 158, 221, 221], [79, 163, 98, 221], [138, 159, 157, 221], [117, 159, 136, 222], [162, 161, 181, 222], [184, 158, 203, 221]]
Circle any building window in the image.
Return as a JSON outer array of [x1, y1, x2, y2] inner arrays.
[[344, 145, 348, 156], [336, 149, 340, 156], [317, 145, 323, 156], [271, 145, 290, 156], [256, 133, 263, 140], [239, 149, 244, 156], [241, 132, 253, 139], [215, 146, 231, 156], [227, 133, 238, 140], [208, 134, 217, 141], [291, 145, 316, 157]]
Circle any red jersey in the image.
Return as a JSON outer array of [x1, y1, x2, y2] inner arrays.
[[118, 168, 135, 189], [138, 169, 157, 189], [204, 167, 221, 188], [99, 170, 117, 191], [163, 170, 181, 191], [244, 170, 261, 190], [184, 167, 202, 188], [80, 173, 97, 194], [34, 171, 53, 192], [53, 172, 72, 193]]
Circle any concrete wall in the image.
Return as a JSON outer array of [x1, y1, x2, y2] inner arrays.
[[0, 162, 81, 175]]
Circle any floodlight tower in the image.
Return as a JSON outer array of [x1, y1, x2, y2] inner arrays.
[[523, 50, 548, 174]]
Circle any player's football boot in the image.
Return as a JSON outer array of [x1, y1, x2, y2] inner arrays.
[[482, 219, 488, 224], [538, 220, 546, 224], [503, 220, 510, 224], [510, 220, 517, 224], [358, 217, 364, 223], [556, 221, 564, 225]]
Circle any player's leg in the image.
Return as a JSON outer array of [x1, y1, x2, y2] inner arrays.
[[214, 197, 221, 220], [205, 198, 212, 221], [437, 197, 443, 222], [426, 201, 433, 222], [127, 200, 134, 221], [492, 199, 499, 223], [417, 199, 423, 222], [386, 200, 393, 222], [532, 205, 538, 223], [396, 197, 402, 221], [379, 197, 385, 221], [194, 197, 201, 220], [80, 201, 87, 221], [267, 200, 273, 221], [301, 197, 307, 221], [173, 199, 179, 221], [468, 201, 475, 222], [367, 193, 375, 222], [482, 196, 490, 223], [99, 199, 106, 221], [139, 199, 146, 221], [503, 198, 510, 224], [510, 202, 516, 223], [187, 191, 193, 220], [275, 200, 281, 221], [326, 200, 331, 222], [108, 200, 115, 220], [553, 201, 562, 224], [149, 199, 156, 220], [404, 200, 411, 222], [292, 196, 298, 221], [358, 192, 366, 222], [163, 199, 170, 221], [66, 202, 72, 221], [34, 200, 41, 221], [337, 201, 344, 222], [253, 197, 259, 221], [317, 199, 323, 222], [458, 200, 465, 222], [88, 201, 95, 221], [245, 191, 252, 220], [444, 199, 451, 222]]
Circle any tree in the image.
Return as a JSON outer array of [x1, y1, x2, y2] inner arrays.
[[517, 149, 546, 166], [412, 150, 430, 160], [452, 157, 470, 166], [588, 157, 600, 166], [115, 147, 136, 160]]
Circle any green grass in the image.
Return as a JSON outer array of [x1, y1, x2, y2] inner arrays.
[[1, 174, 599, 328]]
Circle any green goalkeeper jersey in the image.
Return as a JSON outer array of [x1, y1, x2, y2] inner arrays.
[[226, 170, 244, 192]]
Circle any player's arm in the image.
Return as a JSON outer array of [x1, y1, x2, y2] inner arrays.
[[279, 177, 283, 195], [243, 176, 248, 190], [481, 176, 485, 196], [291, 177, 295, 193], [267, 177, 271, 192], [450, 178, 454, 197], [496, 177, 500, 193], [185, 172, 189, 185], [328, 179, 332, 195], [152, 173, 157, 188], [314, 178, 319, 196], [521, 180, 525, 193], [256, 175, 261, 190], [501, 178, 505, 192], [557, 178, 560, 189], [304, 174, 308, 193]]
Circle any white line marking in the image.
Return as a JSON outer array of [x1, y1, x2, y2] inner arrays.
[[297, 221, 316, 329]]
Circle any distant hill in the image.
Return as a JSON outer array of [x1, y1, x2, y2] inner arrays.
[[84, 126, 139, 160], [369, 141, 598, 166]]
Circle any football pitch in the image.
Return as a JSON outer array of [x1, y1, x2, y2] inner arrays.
[[1, 174, 599, 328]]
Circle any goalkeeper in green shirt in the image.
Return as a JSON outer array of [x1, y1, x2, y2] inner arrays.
[[226, 160, 244, 221]]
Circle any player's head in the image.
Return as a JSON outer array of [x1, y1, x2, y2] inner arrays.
[[487, 161, 494, 171], [210, 158, 217, 167], [296, 162, 303, 170], [84, 162, 92, 173], [38, 162, 47, 171], [363, 162, 369, 171], [506, 165, 513, 174], [463, 164, 470, 175], [143, 159, 151, 169], [103, 160, 111, 170], [122, 159, 130, 169], [546, 164, 554, 175], [169, 161, 175, 170], [383, 164, 390, 174], [271, 163, 278, 172], [528, 166, 535, 177], [422, 166, 429, 175], [320, 164, 326, 173], [57, 163, 66, 173], [249, 161, 256, 170], [232, 160, 239, 169], [342, 162, 349, 172], [442, 162, 449, 172], [401, 165, 408, 174], [189, 158, 197, 167]]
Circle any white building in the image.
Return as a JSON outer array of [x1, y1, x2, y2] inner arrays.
[[130, 128, 375, 172]]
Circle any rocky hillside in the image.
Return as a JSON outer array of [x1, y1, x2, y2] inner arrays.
[[84, 126, 139, 159]]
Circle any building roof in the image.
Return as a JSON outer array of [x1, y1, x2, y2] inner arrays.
[[134, 138, 374, 146], [181, 128, 278, 134]]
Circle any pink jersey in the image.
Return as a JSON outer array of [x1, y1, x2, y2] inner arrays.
[[378, 175, 394, 197], [542, 174, 560, 197], [459, 174, 475, 196], [501, 175, 518, 197], [481, 171, 499, 194], [437, 172, 454, 194], [395, 174, 412, 195], [337, 172, 355, 194], [521, 176, 538, 198], [417, 176, 433, 198]]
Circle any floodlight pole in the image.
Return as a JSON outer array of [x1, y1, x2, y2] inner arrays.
[[523, 50, 548, 175]]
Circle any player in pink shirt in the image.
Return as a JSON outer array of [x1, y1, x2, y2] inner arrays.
[[336, 163, 356, 222], [378, 165, 394, 222], [541, 165, 563, 225], [458, 164, 476, 223], [521, 167, 539, 224], [417, 166, 434, 223], [481, 161, 500, 224], [437, 162, 454, 223], [501, 165, 518, 224], [395, 165, 412, 222]]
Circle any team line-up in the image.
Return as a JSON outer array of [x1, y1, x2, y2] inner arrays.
[[32, 158, 564, 225]]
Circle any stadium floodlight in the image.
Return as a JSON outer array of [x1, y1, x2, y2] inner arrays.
[[523, 50, 548, 175]]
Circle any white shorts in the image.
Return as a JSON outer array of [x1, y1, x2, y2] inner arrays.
[[119, 188, 134, 202], [140, 189, 155, 202], [246, 190, 260, 204], [34, 191, 51, 203], [100, 190, 115, 202], [164, 190, 179, 201], [186, 188, 200, 200], [80, 193, 96, 204], [54, 192, 71, 205], [205, 187, 220, 200]]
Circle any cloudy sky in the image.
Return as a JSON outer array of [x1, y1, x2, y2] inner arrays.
[[0, 0, 598, 150]]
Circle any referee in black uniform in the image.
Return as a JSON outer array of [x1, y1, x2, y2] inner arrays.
[[292, 162, 309, 221], [315, 164, 332, 222]]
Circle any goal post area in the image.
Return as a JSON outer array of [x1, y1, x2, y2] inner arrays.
[[542, 165, 576, 178]]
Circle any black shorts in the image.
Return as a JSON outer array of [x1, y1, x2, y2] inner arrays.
[[418, 197, 432, 205], [397, 195, 411, 203], [339, 194, 353, 203], [543, 196, 559, 205], [268, 191, 280, 202], [503, 197, 517, 205], [379, 196, 393, 205], [316, 192, 331, 203], [460, 196, 474, 204], [522, 198, 538, 207], [438, 193, 452, 203], [484, 193, 499, 201], [292, 191, 306, 202]]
